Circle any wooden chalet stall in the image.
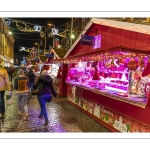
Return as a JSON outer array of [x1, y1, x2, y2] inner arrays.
[[63, 18, 150, 132], [47, 48, 68, 97]]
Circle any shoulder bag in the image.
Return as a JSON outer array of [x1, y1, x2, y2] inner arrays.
[[31, 83, 44, 95]]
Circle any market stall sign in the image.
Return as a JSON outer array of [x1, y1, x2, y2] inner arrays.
[[46, 54, 54, 58], [80, 35, 95, 46]]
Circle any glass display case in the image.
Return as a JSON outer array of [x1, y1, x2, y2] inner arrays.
[[66, 52, 150, 108]]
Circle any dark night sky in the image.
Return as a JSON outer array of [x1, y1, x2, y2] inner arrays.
[[9, 18, 72, 53]]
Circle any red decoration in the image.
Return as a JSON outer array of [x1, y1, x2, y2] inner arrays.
[[111, 72, 117, 78], [134, 72, 140, 80], [139, 57, 145, 68], [118, 59, 125, 65], [92, 66, 100, 80], [127, 58, 138, 71], [142, 60, 150, 77], [87, 62, 90, 67]]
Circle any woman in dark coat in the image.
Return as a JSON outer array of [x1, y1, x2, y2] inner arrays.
[[33, 70, 56, 126]]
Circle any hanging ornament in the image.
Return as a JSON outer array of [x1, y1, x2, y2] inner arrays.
[[114, 59, 120, 67], [110, 59, 115, 67], [138, 57, 145, 69], [127, 58, 138, 71], [92, 64, 100, 80], [105, 60, 111, 68], [118, 58, 125, 65]]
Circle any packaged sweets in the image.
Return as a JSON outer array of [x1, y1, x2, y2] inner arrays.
[[137, 77, 148, 96], [131, 72, 141, 93], [144, 82, 150, 98]]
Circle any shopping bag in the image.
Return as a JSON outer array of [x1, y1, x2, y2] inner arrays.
[[47, 95, 52, 103], [5, 91, 13, 106]]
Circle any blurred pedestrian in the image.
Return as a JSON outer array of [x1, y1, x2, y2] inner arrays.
[[0, 64, 11, 118], [26, 66, 37, 93], [33, 70, 57, 126], [7, 65, 15, 82], [14, 69, 29, 121]]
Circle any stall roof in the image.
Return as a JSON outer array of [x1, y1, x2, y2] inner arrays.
[[53, 48, 68, 58], [64, 18, 150, 58]]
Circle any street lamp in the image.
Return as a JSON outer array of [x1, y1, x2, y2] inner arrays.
[[70, 34, 75, 39], [47, 23, 56, 48], [8, 31, 12, 34]]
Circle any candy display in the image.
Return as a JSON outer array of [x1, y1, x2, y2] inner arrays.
[[66, 52, 150, 107]]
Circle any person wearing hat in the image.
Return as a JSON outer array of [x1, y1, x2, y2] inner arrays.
[[33, 70, 57, 126], [14, 69, 29, 121], [0, 64, 11, 118]]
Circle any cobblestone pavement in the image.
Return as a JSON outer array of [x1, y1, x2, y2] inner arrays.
[[0, 92, 111, 133]]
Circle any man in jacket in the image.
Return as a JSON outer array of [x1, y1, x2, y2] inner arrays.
[[0, 65, 11, 118], [26, 66, 37, 92]]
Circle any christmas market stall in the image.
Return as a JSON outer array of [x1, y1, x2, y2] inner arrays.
[[63, 18, 150, 132], [50, 48, 68, 97]]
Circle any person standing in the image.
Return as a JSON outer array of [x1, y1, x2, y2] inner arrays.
[[33, 70, 57, 126], [26, 66, 37, 92], [14, 69, 29, 121], [0, 64, 11, 118], [7, 65, 15, 82]]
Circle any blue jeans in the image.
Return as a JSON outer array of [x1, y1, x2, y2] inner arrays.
[[37, 94, 51, 121], [16, 92, 28, 113], [28, 82, 34, 90]]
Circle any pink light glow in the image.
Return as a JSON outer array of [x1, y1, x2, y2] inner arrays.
[[121, 73, 127, 81], [105, 86, 127, 93]]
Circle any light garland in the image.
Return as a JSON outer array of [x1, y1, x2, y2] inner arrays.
[[62, 52, 148, 65]]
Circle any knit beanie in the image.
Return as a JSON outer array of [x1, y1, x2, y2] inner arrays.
[[18, 69, 24, 75]]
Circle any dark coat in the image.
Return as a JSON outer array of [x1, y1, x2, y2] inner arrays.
[[26, 70, 36, 83], [33, 75, 57, 97]]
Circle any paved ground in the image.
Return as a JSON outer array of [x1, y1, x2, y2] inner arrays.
[[0, 91, 111, 133]]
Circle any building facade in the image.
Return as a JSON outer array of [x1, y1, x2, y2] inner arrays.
[[0, 18, 15, 67]]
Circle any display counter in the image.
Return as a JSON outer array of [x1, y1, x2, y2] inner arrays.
[[66, 81, 146, 108], [65, 52, 150, 132]]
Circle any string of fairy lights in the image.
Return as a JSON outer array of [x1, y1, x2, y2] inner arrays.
[[52, 51, 149, 70], [2, 18, 72, 39]]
